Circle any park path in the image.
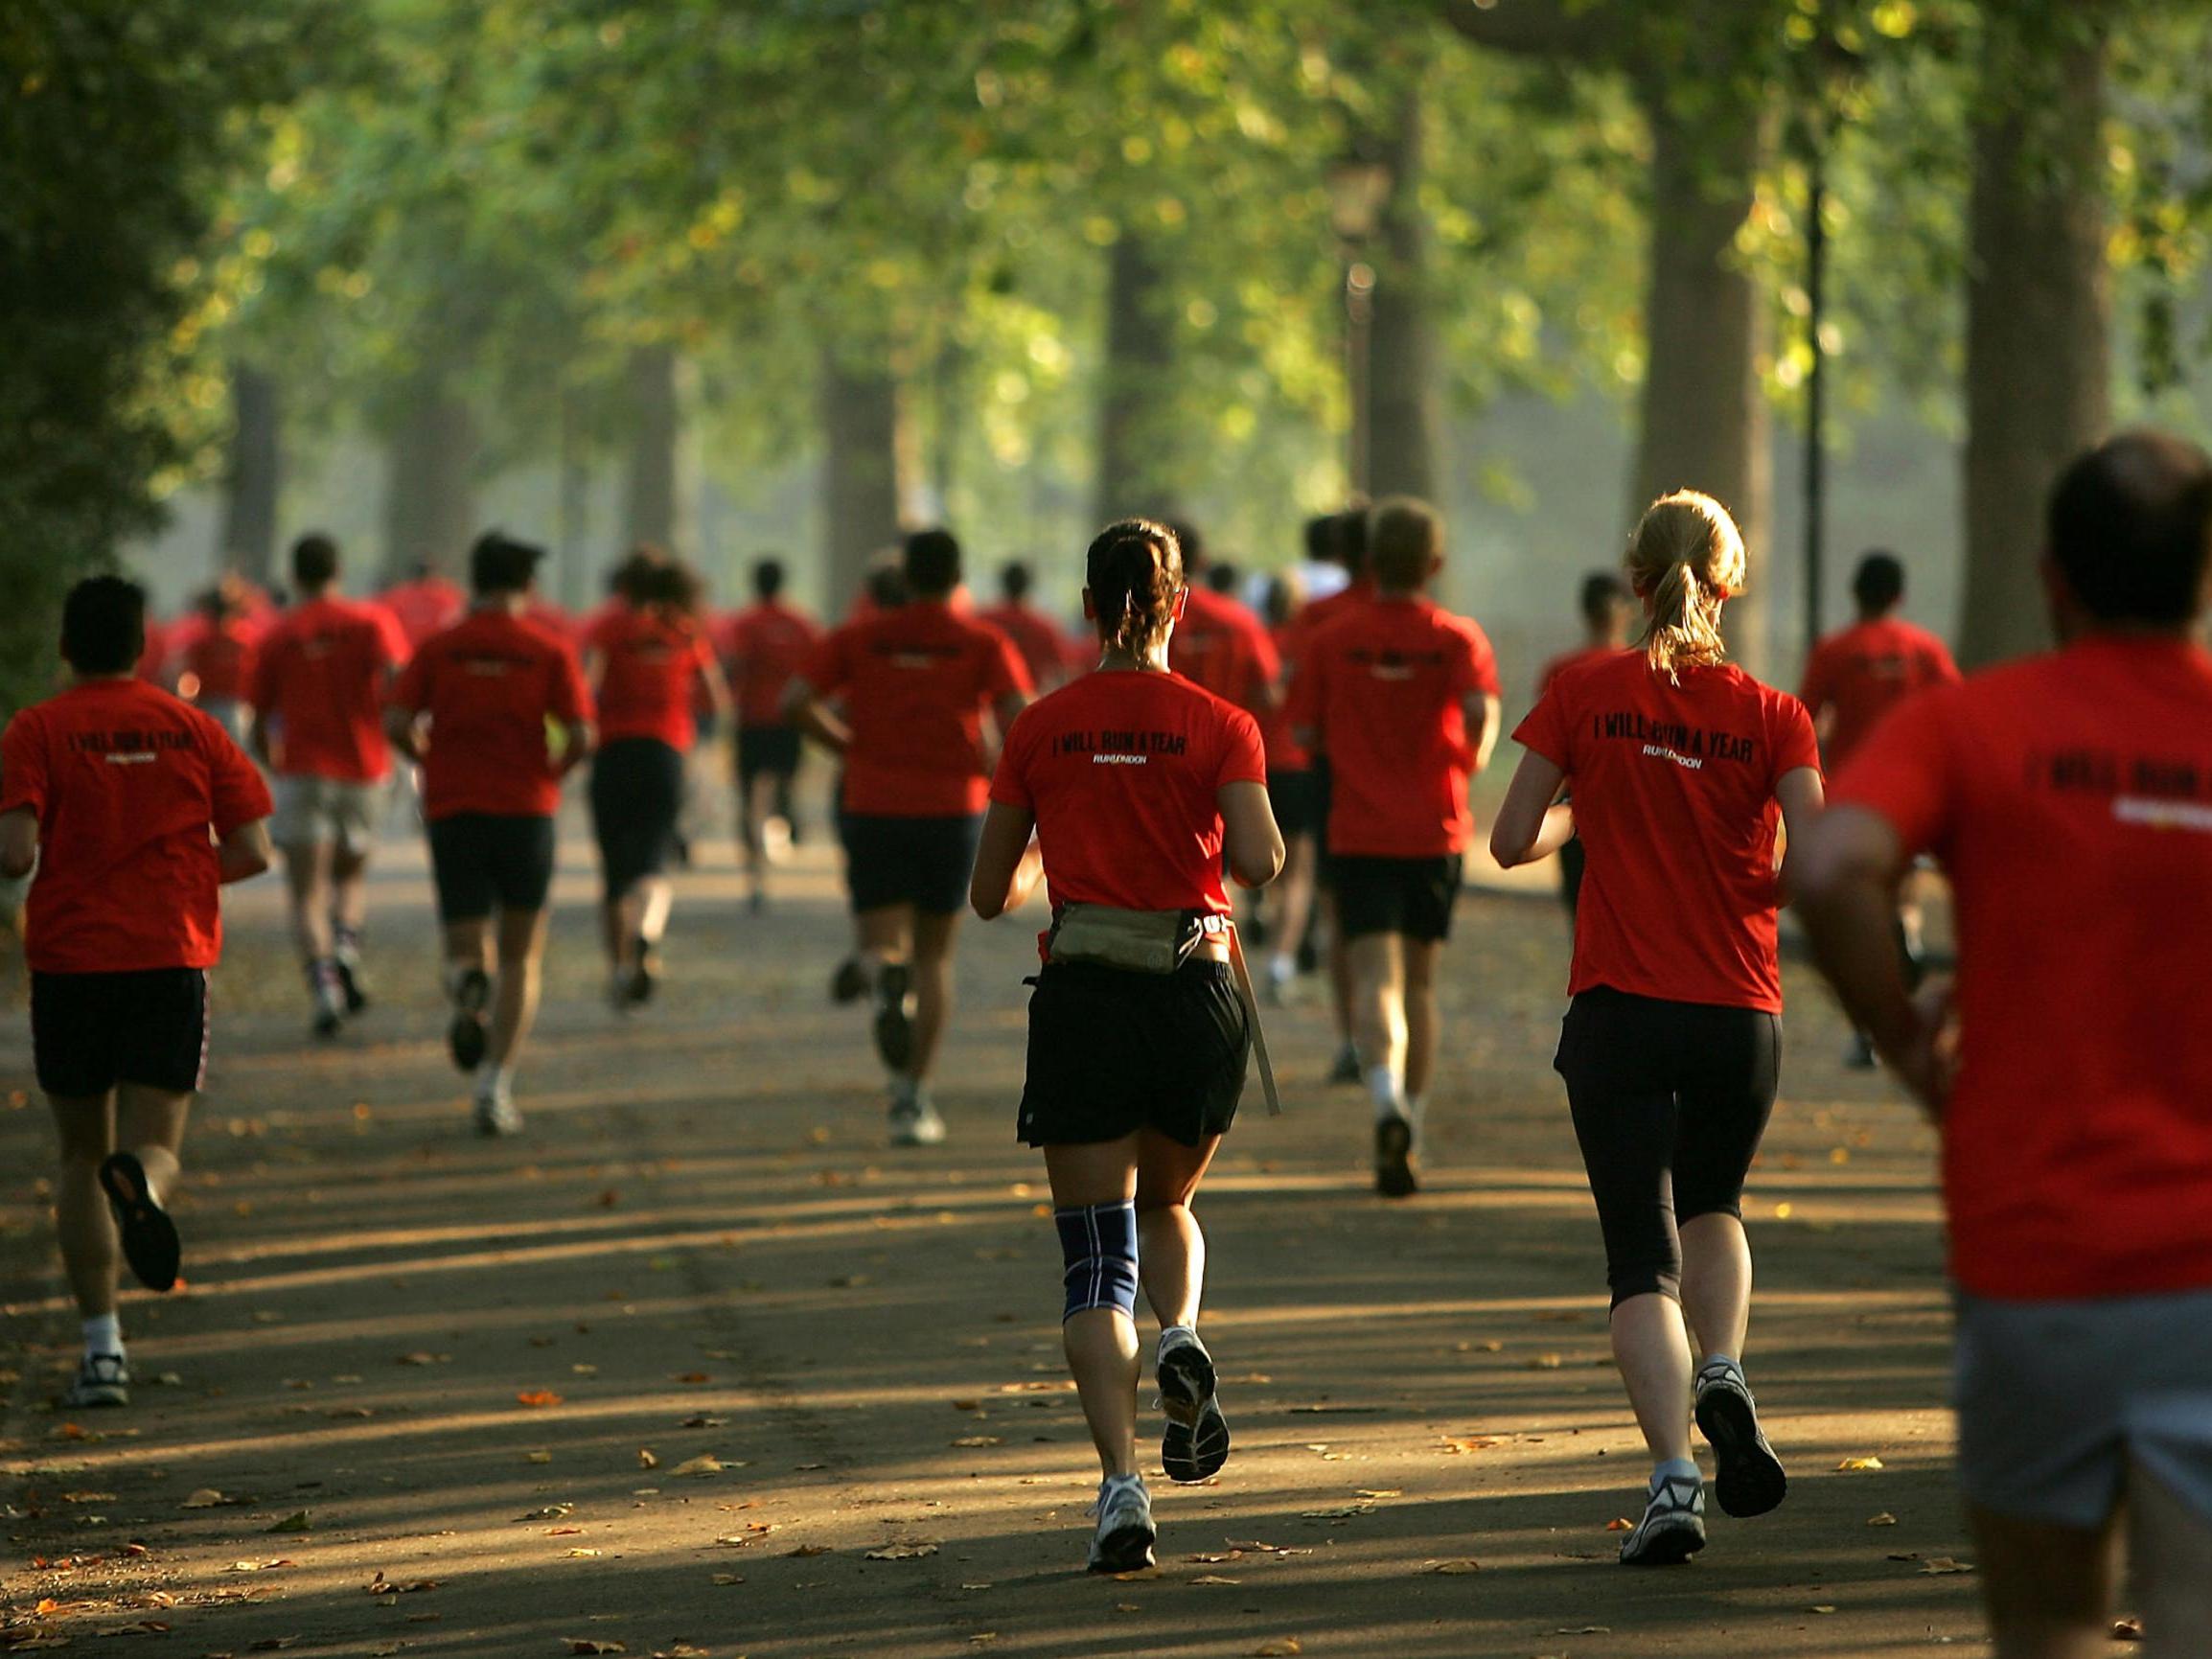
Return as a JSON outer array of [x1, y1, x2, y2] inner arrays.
[[0, 820, 1999, 1657]]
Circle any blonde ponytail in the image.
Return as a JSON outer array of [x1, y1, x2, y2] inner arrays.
[[1625, 490, 1745, 680]]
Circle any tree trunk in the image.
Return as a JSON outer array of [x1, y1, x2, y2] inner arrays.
[[1632, 90, 1774, 675], [1960, 19, 2109, 668], [219, 363, 281, 584], [381, 386, 477, 581], [622, 343, 680, 550], [1095, 233, 1183, 525], [557, 389, 593, 611], [1367, 85, 1440, 504], [819, 351, 904, 611]]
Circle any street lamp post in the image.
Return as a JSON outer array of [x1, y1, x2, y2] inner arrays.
[[1325, 157, 1393, 500]]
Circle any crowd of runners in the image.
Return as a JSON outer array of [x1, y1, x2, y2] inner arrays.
[[3, 426, 2209, 1654]]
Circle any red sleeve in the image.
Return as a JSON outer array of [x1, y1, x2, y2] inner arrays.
[[0, 710, 49, 818], [988, 705, 1036, 810], [1831, 691, 1955, 857], [1216, 704, 1267, 790], [1927, 639, 1963, 687], [206, 718, 274, 835], [982, 628, 1033, 698], [247, 636, 282, 713], [803, 627, 853, 697], [691, 631, 718, 676], [1770, 693, 1821, 783], [390, 644, 430, 715], [1511, 679, 1573, 772], [1455, 620, 1501, 699], [377, 610, 411, 670], [1243, 619, 1281, 701], [1797, 641, 1833, 711], [1285, 633, 1325, 735], [551, 641, 593, 725]]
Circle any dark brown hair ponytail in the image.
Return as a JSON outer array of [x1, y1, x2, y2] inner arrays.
[[1085, 518, 1184, 657]]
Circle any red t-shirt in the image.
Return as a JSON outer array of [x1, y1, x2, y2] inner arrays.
[[1514, 652, 1819, 1013], [177, 619, 259, 703], [1260, 622, 1310, 774], [1290, 596, 1501, 859], [1538, 643, 1631, 698], [585, 605, 716, 750], [0, 679, 273, 974], [389, 610, 594, 820], [249, 595, 411, 783], [802, 601, 1032, 818], [1170, 587, 1280, 717], [1799, 615, 1961, 772], [721, 601, 824, 727], [1833, 636, 2212, 1301], [992, 670, 1266, 917], [980, 604, 1071, 695], [135, 619, 168, 683], [381, 577, 467, 649]]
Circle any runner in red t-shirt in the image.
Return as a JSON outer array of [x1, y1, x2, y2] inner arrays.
[[785, 529, 1032, 1146], [721, 558, 824, 908], [380, 565, 467, 650], [1164, 522, 1281, 722], [0, 576, 273, 1410], [1256, 561, 1320, 1001], [971, 518, 1283, 1574], [386, 532, 595, 1137], [1796, 431, 2212, 1643], [583, 551, 726, 1004], [1798, 550, 1963, 1067], [247, 534, 412, 1037], [1492, 490, 1822, 1567], [1289, 499, 1501, 1199], [1533, 571, 1634, 920], [979, 562, 1074, 699], [173, 585, 262, 747]]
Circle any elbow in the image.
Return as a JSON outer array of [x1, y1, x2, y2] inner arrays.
[[1488, 824, 1530, 870], [969, 883, 1004, 923], [1229, 839, 1285, 890]]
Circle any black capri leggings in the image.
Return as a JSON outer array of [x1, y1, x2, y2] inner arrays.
[[1555, 985, 1781, 1307], [589, 736, 685, 901]]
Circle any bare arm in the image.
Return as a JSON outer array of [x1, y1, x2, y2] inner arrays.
[[384, 704, 425, 764], [782, 678, 850, 757], [1489, 749, 1574, 868], [217, 818, 272, 885], [1465, 692, 1503, 773], [1220, 778, 1284, 889], [698, 654, 732, 726], [969, 800, 1043, 920], [1772, 764, 1827, 898], [0, 807, 36, 880]]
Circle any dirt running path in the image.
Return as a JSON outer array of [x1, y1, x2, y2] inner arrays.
[[0, 825, 2011, 1657]]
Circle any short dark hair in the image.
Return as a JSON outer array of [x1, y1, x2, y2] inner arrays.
[[1370, 497, 1441, 591], [864, 560, 910, 611], [903, 527, 960, 596], [471, 530, 544, 596], [1167, 520, 1207, 572], [1852, 551, 1905, 614], [611, 545, 666, 605], [61, 575, 148, 675], [1206, 562, 1238, 595], [1000, 561, 1032, 602], [1335, 504, 1370, 578], [292, 533, 340, 590], [1578, 570, 1630, 626], [2048, 430, 2212, 626], [752, 558, 786, 601], [1302, 514, 1338, 563]]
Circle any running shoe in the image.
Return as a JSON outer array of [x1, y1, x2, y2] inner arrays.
[[447, 966, 491, 1072], [1843, 1030, 1878, 1070], [472, 1086, 524, 1139], [1086, 1473, 1156, 1574], [873, 962, 915, 1071], [311, 979, 345, 1041], [1694, 1360, 1787, 1518], [1373, 1114, 1418, 1199], [1263, 956, 1294, 1008], [98, 1152, 180, 1293], [1618, 1470, 1707, 1566], [630, 938, 659, 1005], [830, 956, 869, 1004], [65, 1352, 129, 1410], [888, 1094, 946, 1147], [332, 938, 369, 1014], [1157, 1327, 1231, 1484], [1327, 1042, 1362, 1086]]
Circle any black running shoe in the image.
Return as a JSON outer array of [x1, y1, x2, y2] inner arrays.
[[98, 1152, 180, 1293], [1327, 1043, 1362, 1086], [448, 966, 491, 1072], [1373, 1115, 1418, 1199], [873, 962, 914, 1071], [334, 955, 368, 1014], [1619, 1472, 1706, 1565], [1157, 1329, 1231, 1484], [1694, 1362, 1787, 1518], [831, 956, 869, 1004]]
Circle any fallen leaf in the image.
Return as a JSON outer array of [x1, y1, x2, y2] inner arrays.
[[2112, 1617, 2144, 1642], [228, 1557, 295, 1572], [526, 1451, 553, 1464], [1250, 1642, 1302, 1657], [1866, 1511, 1898, 1527], [1298, 1504, 1373, 1519], [1355, 1488, 1400, 1499], [680, 1415, 727, 1429], [950, 1437, 1002, 1448], [517, 1390, 565, 1409], [547, 1527, 584, 1537], [1836, 1456, 1885, 1471], [864, 1542, 939, 1561], [1809, 1604, 1837, 1614], [1439, 1436, 1500, 1454], [672, 1455, 726, 1477], [564, 1548, 602, 1558], [637, 1450, 658, 1469], [1422, 1559, 1481, 1575], [710, 1574, 742, 1586], [181, 1487, 231, 1509], [1189, 1574, 1240, 1586], [674, 1372, 710, 1385], [1921, 1556, 1974, 1575], [364, 1573, 440, 1595], [652, 1647, 709, 1658], [1528, 1354, 1564, 1370], [563, 1643, 626, 1656], [781, 1545, 830, 1558], [1604, 1517, 1634, 1532], [265, 1511, 311, 1533], [516, 1506, 573, 1523], [396, 1352, 444, 1367], [1111, 1567, 1160, 1581]]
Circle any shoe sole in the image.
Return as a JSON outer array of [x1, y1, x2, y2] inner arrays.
[[1159, 1344, 1230, 1484], [1620, 1516, 1706, 1566], [67, 1385, 128, 1409], [1374, 1118, 1418, 1199], [98, 1153, 180, 1294], [449, 1011, 488, 1071], [873, 965, 914, 1071], [1696, 1385, 1787, 1518], [1087, 1521, 1157, 1574]]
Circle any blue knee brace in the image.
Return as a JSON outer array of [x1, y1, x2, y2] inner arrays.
[[1055, 1200, 1140, 1321]]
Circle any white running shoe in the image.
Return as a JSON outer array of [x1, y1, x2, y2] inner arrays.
[[472, 1088, 524, 1138], [1618, 1469, 1707, 1566], [67, 1351, 129, 1409], [888, 1094, 946, 1147], [1086, 1473, 1156, 1573]]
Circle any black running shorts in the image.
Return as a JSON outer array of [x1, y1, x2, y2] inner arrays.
[[589, 737, 684, 899], [840, 812, 982, 916], [32, 968, 208, 1098], [426, 813, 558, 924], [1018, 959, 1250, 1148], [737, 724, 802, 787], [1332, 853, 1464, 943], [1268, 768, 1319, 840]]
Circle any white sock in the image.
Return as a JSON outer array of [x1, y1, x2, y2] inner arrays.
[[475, 1062, 513, 1097], [1652, 1456, 1700, 1490], [1158, 1324, 1196, 1354], [83, 1313, 123, 1360], [1366, 1064, 1403, 1121]]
